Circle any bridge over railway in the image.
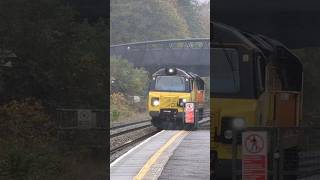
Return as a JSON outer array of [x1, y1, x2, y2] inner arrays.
[[110, 38, 210, 76]]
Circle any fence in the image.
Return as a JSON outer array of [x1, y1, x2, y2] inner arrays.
[[55, 108, 107, 147], [231, 127, 320, 180], [55, 108, 107, 129]]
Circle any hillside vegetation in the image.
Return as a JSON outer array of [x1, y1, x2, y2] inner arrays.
[[110, 0, 210, 44], [0, 0, 107, 179]]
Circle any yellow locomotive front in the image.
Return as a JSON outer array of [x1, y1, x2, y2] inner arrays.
[[211, 22, 303, 179], [148, 67, 204, 130]]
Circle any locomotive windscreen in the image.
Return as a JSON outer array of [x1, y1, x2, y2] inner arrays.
[[211, 48, 240, 93], [154, 76, 187, 92]]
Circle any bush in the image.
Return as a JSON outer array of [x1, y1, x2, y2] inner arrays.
[[110, 57, 149, 121], [0, 98, 51, 145], [110, 92, 132, 121], [110, 56, 149, 96], [0, 98, 64, 180]]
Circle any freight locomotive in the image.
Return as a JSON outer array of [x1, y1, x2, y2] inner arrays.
[[148, 67, 206, 130], [211, 22, 303, 179]]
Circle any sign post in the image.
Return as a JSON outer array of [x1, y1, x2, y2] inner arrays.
[[242, 131, 268, 180]]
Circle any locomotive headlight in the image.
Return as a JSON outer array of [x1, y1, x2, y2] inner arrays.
[[224, 130, 233, 139], [151, 98, 160, 106], [178, 98, 187, 107], [232, 118, 245, 130], [165, 67, 177, 75], [153, 100, 160, 106]]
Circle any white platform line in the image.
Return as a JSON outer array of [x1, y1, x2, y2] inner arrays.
[[110, 130, 165, 167]]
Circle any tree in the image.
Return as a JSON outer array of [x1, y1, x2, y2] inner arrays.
[[0, 1, 108, 179], [177, 0, 209, 37], [0, 0, 108, 108], [198, 1, 210, 36], [0, 0, 75, 104], [110, 0, 190, 44], [110, 56, 149, 96], [67, 19, 108, 108]]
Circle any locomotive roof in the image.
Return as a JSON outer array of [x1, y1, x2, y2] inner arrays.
[[214, 22, 302, 65], [152, 68, 200, 79], [213, 22, 259, 50]]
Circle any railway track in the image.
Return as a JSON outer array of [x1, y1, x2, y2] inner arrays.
[[110, 110, 210, 156], [110, 110, 210, 130], [110, 119, 150, 130], [110, 130, 159, 155], [110, 123, 152, 138]]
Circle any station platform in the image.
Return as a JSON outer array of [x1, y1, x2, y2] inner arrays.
[[110, 130, 210, 180], [159, 131, 210, 180]]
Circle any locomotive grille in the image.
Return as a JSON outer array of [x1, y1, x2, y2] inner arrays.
[[160, 96, 179, 108]]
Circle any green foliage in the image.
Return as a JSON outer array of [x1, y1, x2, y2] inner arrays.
[[110, 0, 209, 44], [0, 98, 50, 144], [110, 56, 149, 96], [177, 0, 209, 37], [0, 98, 106, 179], [0, 98, 64, 180], [110, 92, 132, 121], [0, 1, 107, 178], [0, 0, 107, 108], [0, 0, 75, 104], [198, 1, 210, 36], [110, 57, 149, 121], [65, 19, 108, 108], [0, 146, 65, 180]]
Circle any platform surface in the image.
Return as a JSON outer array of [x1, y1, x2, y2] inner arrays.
[[159, 130, 210, 180], [110, 130, 210, 180], [110, 130, 179, 179]]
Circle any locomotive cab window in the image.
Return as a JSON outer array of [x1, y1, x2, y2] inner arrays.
[[153, 76, 189, 92], [197, 78, 205, 90], [211, 48, 240, 93]]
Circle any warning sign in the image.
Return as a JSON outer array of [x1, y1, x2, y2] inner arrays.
[[245, 134, 264, 153], [185, 103, 194, 111], [242, 131, 268, 180], [184, 102, 194, 124]]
